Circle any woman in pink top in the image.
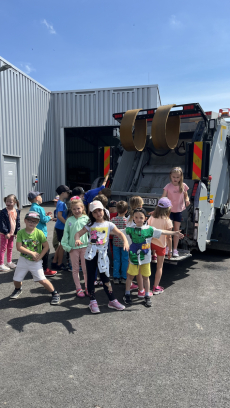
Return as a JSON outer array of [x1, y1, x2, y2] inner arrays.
[[162, 167, 190, 257], [148, 197, 174, 294]]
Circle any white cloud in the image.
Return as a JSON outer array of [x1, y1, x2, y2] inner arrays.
[[20, 63, 36, 75], [170, 15, 182, 28], [42, 19, 56, 34]]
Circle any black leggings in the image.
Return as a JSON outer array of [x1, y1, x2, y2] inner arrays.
[[86, 254, 115, 302], [42, 250, 50, 271]]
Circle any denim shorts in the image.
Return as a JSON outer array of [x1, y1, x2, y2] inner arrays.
[[170, 212, 182, 222]]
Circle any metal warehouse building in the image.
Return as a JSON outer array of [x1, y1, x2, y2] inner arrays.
[[0, 56, 161, 208]]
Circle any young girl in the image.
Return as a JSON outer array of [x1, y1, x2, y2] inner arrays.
[[61, 198, 89, 297], [0, 194, 20, 271], [124, 207, 184, 307], [75, 200, 129, 313], [148, 197, 173, 294], [127, 196, 149, 297], [162, 167, 190, 257]]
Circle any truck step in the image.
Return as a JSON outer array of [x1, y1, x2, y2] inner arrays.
[[164, 249, 192, 264]]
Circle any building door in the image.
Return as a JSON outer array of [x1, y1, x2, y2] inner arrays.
[[3, 157, 18, 201]]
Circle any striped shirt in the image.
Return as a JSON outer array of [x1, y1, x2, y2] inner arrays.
[[112, 216, 127, 247]]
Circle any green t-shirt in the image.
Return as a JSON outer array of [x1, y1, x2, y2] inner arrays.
[[17, 228, 47, 261]]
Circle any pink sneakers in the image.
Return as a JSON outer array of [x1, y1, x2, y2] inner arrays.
[[44, 268, 57, 276], [138, 289, 153, 298], [89, 300, 100, 313], [76, 289, 85, 298], [153, 286, 164, 295], [108, 299, 125, 311], [151, 255, 157, 263], [173, 249, 179, 257], [130, 282, 138, 290]]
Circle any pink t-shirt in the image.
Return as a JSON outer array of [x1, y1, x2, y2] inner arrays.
[[163, 182, 189, 213], [148, 217, 173, 248]]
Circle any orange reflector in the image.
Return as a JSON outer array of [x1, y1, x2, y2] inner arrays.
[[104, 146, 110, 176], [192, 142, 203, 180]]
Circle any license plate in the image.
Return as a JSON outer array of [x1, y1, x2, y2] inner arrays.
[[142, 198, 158, 206]]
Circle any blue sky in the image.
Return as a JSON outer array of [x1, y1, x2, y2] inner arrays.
[[0, 0, 230, 112]]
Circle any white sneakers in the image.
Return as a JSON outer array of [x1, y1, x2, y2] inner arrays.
[[0, 264, 11, 271], [0, 262, 17, 271]]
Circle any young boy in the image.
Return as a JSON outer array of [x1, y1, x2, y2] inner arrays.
[[28, 191, 56, 277], [112, 201, 129, 284], [51, 185, 71, 270], [9, 211, 60, 305]]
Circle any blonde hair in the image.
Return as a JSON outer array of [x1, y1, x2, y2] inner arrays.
[[170, 167, 184, 193], [70, 199, 86, 215], [129, 196, 144, 222], [153, 206, 171, 219], [4, 194, 20, 209]]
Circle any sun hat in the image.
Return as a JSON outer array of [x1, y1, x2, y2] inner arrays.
[[28, 191, 44, 201], [53, 195, 59, 202], [25, 211, 40, 220], [89, 200, 104, 212], [157, 197, 172, 208]]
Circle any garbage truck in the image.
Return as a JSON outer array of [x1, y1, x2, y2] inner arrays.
[[110, 103, 230, 258]]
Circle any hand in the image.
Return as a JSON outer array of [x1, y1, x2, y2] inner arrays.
[[14, 235, 17, 240], [52, 218, 57, 222], [31, 252, 40, 261], [75, 239, 83, 246], [168, 251, 172, 260], [174, 230, 184, 239], [106, 169, 112, 177], [36, 255, 42, 262], [5, 233, 11, 239], [185, 200, 190, 207], [123, 241, 129, 252], [148, 211, 155, 216]]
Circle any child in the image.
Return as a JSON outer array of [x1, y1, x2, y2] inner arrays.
[[61, 198, 89, 297], [0, 194, 20, 271], [112, 201, 129, 284], [162, 167, 190, 257], [126, 196, 147, 295], [52, 196, 59, 252], [75, 200, 129, 314], [28, 191, 56, 277], [9, 211, 60, 305], [148, 197, 173, 294], [51, 185, 72, 270], [124, 208, 184, 307]]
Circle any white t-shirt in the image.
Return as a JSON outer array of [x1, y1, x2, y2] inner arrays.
[[85, 221, 115, 248]]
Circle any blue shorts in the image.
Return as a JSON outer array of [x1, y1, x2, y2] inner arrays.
[[170, 212, 182, 222]]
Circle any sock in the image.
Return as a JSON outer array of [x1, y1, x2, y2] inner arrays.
[[51, 290, 57, 296], [125, 290, 130, 295], [139, 289, 145, 293], [15, 287, 21, 291], [145, 292, 150, 297]]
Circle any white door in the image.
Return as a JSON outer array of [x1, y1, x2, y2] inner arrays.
[[3, 158, 18, 202]]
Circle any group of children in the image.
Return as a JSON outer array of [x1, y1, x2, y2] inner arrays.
[[0, 166, 190, 312]]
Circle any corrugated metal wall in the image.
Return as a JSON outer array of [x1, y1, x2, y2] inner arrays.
[[52, 85, 161, 185], [0, 57, 55, 207], [0, 55, 161, 206]]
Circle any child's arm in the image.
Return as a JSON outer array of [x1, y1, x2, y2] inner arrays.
[[57, 211, 66, 225], [162, 190, 167, 198], [166, 230, 172, 259], [16, 242, 40, 261], [102, 169, 112, 186], [161, 229, 184, 239], [184, 191, 190, 207], [61, 224, 71, 252], [36, 241, 49, 261], [110, 226, 129, 251], [38, 207, 51, 224], [75, 227, 88, 246]]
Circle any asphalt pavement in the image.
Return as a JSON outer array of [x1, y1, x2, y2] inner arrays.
[[1, 203, 230, 408]]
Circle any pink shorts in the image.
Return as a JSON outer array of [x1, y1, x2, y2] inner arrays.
[[151, 243, 166, 257]]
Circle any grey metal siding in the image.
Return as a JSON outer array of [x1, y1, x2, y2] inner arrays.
[[0, 57, 55, 207], [52, 85, 160, 186]]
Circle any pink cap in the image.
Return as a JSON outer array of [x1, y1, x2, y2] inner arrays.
[[157, 197, 172, 208], [89, 200, 104, 212]]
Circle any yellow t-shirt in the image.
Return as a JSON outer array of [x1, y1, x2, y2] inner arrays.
[[148, 216, 173, 248]]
